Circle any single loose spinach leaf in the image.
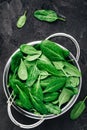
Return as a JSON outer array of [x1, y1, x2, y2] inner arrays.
[[25, 51, 41, 61], [18, 59, 28, 80], [34, 10, 65, 22], [29, 92, 48, 114], [11, 51, 23, 72], [16, 85, 32, 110], [31, 77, 43, 100], [45, 103, 61, 114], [70, 96, 87, 120], [20, 44, 39, 55], [26, 64, 39, 87], [16, 11, 27, 28], [44, 92, 59, 102], [40, 40, 69, 61], [58, 88, 74, 107], [43, 77, 66, 93]]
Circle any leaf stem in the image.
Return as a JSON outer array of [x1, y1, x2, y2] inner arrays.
[[57, 17, 66, 21], [83, 96, 87, 102], [61, 68, 69, 77], [24, 10, 27, 16]]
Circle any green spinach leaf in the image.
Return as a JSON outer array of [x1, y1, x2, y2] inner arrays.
[[16, 85, 32, 110], [40, 40, 69, 61], [29, 92, 48, 114], [43, 77, 66, 93], [45, 103, 61, 114], [64, 62, 81, 77], [44, 92, 59, 102], [20, 44, 39, 55], [58, 88, 74, 107], [26, 64, 39, 87], [70, 96, 87, 120], [11, 51, 23, 72], [25, 51, 41, 61], [18, 59, 28, 80], [31, 77, 43, 100], [34, 10, 65, 22], [16, 11, 27, 28]]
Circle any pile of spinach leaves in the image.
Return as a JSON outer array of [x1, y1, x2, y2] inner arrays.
[[8, 40, 81, 115]]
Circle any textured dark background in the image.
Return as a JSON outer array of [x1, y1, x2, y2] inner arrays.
[[0, 0, 87, 130]]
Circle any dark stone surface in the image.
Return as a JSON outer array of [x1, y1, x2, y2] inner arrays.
[[0, 0, 87, 130]]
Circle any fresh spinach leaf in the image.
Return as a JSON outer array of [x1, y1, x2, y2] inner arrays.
[[26, 64, 39, 87], [70, 96, 87, 120], [11, 51, 23, 72], [20, 44, 39, 55], [40, 40, 69, 61], [31, 77, 43, 100], [45, 103, 61, 114], [16, 85, 32, 110], [25, 51, 41, 61], [58, 88, 74, 107], [53, 61, 68, 77], [34, 10, 65, 22], [64, 62, 81, 77], [18, 59, 28, 80], [29, 92, 48, 114], [37, 59, 65, 76], [40, 70, 51, 79], [16, 11, 27, 28], [43, 77, 66, 93], [65, 77, 80, 88], [44, 92, 59, 102]]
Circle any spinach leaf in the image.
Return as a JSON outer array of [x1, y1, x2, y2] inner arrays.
[[16, 85, 32, 110], [70, 96, 87, 120], [53, 61, 68, 77], [58, 88, 74, 107], [37, 59, 65, 76], [26, 64, 39, 87], [16, 11, 27, 28], [43, 77, 66, 93], [11, 51, 23, 72], [64, 62, 81, 77], [44, 92, 59, 102], [45, 103, 61, 114], [29, 92, 48, 114], [20, 44, 39, 55], [25, 51, 41, 61], [65, 77, 80, 88], [31, 77, 43, 100], [34, 10, 65, 22], [40, 70, 51, 79], [24, 60, 36, 69], [65, 86, 79, 94], [40, 76, 64, 88], [18, 59, 28, 80], [40, 40, 69, 61]]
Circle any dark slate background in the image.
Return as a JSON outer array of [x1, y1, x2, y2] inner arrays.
[[0, 0, 87, 130]]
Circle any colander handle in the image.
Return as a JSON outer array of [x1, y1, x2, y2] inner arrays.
[[45, 33, 80, 61], [7, 102, 44, 129]]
